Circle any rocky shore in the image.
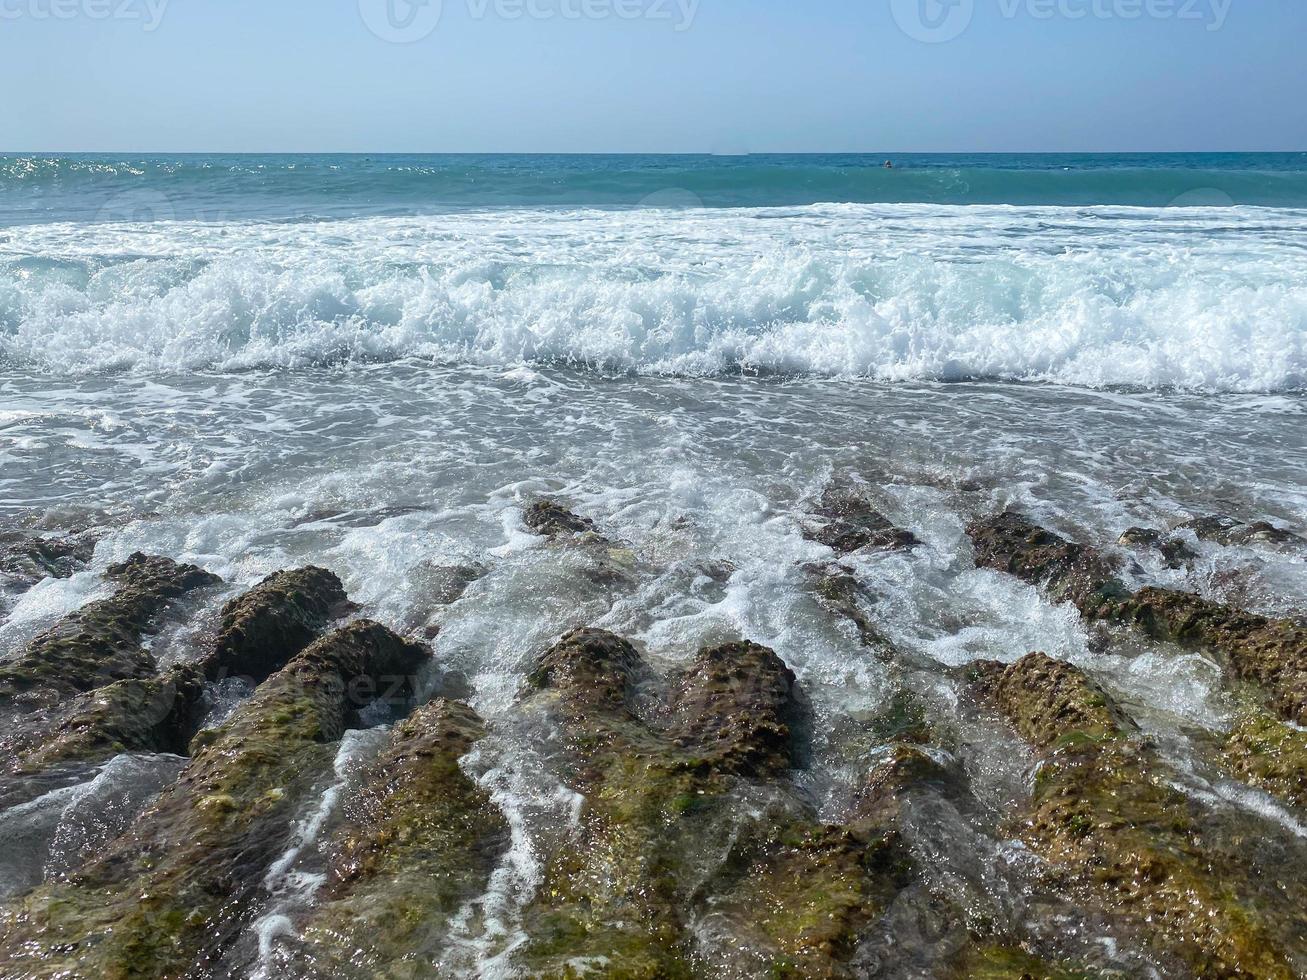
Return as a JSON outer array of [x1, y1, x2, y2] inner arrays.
[[0, 498, 1303, 979]]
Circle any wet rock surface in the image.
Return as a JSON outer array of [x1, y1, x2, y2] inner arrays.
[[803, 487, 920, 555], [1180, 515, 1306, 550], [0, 620, 429, 978], [0, 490, 1304, 979], [0, 554, 220, 711], [524, 498, 603, 539], [276, 698, 510, 978], [969, 513, 1307, 727], [517, 628, 916, 978], [0, 529, 97, 591], [968, 512, 1129, 614], [985, 653, 1304, 979], [1107, 587, 1307, 725], [202, 566, 351, 684]]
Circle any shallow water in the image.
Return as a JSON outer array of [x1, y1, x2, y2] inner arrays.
[[4, 364, 1306, 975]]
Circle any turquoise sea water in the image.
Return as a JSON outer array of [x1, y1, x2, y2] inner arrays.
[[3, 152, 1307, 223]]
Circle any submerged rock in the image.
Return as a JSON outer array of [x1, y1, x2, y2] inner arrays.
[[0, 554, 220, 711], [986, 652, 1301, 979], [967, 512, 1129, 614], [278, 698, 509, 977], [807, 563, 896, 654], [1118, 526, 1196, 569], [0, 620, 430, 978], [0, 530, 97, 589], [1179, 515, 1305, 550], [1, 667, 206, 789], [803, 487, 919, 555], [202, 565, 351, 684], [1106, 587, 1307, 726], [524, 498, 603, 539], [969, 514, 1307, 726], [517, 628, 920, 978]]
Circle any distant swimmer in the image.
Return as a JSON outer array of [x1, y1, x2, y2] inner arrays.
[[884, 160, 894, 169]]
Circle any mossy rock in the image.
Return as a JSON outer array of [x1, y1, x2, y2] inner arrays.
[[202, 565, 350, 684], [2, 667, 206, 784], [517, 628, 937, 978], [1223, 708, 1307, 810], [0, 620, 429, 979], [803, 486, 919, 555], [1103, 587, 1307, 726], [277, 698, 509, 977], [966, 512, 1130, 614], [0, 554, 219, 709], [943, 942, 1101, 979], [987, 654, 1300, 979]]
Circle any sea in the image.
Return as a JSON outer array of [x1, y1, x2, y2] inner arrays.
[[1, 153, 1305, 977]]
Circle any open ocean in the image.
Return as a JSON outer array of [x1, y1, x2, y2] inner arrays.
[[1, 153, 1305, 978]]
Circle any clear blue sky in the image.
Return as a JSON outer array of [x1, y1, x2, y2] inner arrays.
[[4, 0, 1304, 152]]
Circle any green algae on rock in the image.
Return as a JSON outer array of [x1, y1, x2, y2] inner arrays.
[[201, 565, 351, 684], [1105, 587, 1307, 726], [277, 698, 509, 978], [2, 666, 206, 782], [517, 628, 928, 978], [0, 620, 430, 980], [968, 514, 1307, 726], [966, 512, 1129, 614], [0, 553, 220, 711], [987, 652, 1300, 980], [1223, 707, 1307, 811]]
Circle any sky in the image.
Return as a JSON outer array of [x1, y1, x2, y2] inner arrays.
[[2, 0, 1305, 152]]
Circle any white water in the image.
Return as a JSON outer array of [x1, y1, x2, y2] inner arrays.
[[2, 204, 1305, 391]]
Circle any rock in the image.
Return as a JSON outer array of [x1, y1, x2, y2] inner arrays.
[[969, 515, 1307, 727], [1106, 588, 1307, 726], [202, 566, 350, 684], [985, 653, 1300, 979], [0, 554, 220, 711], [1118, 526, 1195, 569], [967, 512, 1129, 614], [523, 499, 602, 539], [1, 667, 206, 792], [1222, 708, 1307, 811], [1180, 516, 1305, 550], [0, 531, 97, 588], [276, 698, 509, 977], [803, 487, 919, 555], [941, 943, 1098, 979], [664, 640, 805, 777], [807, 564, 895, 654], [0, 620, 430, 978], [517, 629, 926, 978], [991, 652, 1135, 750]]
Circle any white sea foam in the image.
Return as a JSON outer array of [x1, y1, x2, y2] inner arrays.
[[1, 204, 1304, 391]]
